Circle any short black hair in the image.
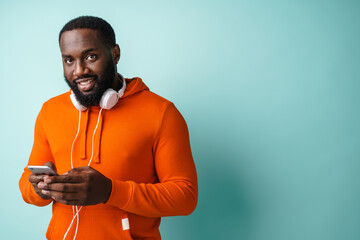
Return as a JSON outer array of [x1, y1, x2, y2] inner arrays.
[[59, 16, 116, 48]]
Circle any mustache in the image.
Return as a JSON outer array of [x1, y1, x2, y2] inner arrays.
[[73, 75, 98, 82]]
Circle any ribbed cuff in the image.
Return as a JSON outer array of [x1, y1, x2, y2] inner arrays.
[[105, 179, 133, 209]]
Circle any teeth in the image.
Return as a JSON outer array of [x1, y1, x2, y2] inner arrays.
[[79, 80, 92, 85]]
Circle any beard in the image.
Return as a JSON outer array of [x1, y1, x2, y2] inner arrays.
[[64, 60, 116, 108]]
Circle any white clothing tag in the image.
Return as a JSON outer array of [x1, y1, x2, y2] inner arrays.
[[122, 218, 130, 231]]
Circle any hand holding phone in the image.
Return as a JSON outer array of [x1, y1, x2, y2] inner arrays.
[[27, 163, 57, 200]]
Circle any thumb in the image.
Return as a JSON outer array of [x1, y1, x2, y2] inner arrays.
[[43, 161, 57, 173], [67, 166, 93, 174]]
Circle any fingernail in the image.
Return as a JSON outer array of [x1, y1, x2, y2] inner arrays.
[[38, 182, 47, 188], [42, 190, 50, 195], [44, 178, 52, 183]]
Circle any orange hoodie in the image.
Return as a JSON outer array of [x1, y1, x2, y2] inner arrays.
[[19, 78, 198, 240]]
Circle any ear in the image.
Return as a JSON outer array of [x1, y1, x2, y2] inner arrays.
[[112, 44, 121, 64]]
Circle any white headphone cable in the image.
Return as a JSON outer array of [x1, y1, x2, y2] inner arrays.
[[63, 110, 81, 240], [63, 205, 82, 240], [63, 108, 104, 240], [87, 108, 104, 167], [73, 205, 80, 240], [70, 110, 82, 169]]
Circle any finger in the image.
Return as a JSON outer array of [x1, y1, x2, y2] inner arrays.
[[46, 191, 84, 205], [37, 181, 47, 189], [45, 174, 86, 184], [43, 161, 56, 171], [29, 174, 48, 183], [54, 199, 79, 206], [67, 166, 93, 174], [44, 183, 85, 193]]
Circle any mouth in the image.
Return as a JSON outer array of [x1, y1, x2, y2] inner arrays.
[[75, 77, 96, 92]]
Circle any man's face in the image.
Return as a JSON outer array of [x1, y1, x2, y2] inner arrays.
[[60, 29, 117, 107]]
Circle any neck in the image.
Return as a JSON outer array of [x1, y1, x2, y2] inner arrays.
[[111, 74, 122, 91]]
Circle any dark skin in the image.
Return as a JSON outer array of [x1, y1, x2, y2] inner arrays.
[[29, 163, 112, 205], [28, 29, 121, 206], [28, 162, 57, 200]]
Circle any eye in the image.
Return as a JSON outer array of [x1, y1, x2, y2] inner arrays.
[[64, 58, 73, 64], [86, 54, 97, 61]]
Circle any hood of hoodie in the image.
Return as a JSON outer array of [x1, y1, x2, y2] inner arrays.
[[121, 77, 149, 100]]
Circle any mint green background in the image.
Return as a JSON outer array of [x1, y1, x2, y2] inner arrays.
[[1, 0, 359, 239]]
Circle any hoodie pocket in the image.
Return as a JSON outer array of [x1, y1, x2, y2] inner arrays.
[[46, 206, 133, 240]]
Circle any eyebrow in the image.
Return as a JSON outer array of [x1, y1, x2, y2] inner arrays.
[[62, 48, 99, 58]]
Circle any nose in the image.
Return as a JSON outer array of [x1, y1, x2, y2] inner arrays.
[[73, 60, 89, 78]]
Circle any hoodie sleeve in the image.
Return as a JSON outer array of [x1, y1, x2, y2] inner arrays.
[[106, 103, 198, 217], [19, 105, 54, 206]]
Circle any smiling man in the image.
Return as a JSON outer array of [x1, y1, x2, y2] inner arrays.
[[19, 16, 198, 240]]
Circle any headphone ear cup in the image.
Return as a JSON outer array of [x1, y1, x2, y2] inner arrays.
[[99, 89, 119, 110], [70, 91, 87, 111]]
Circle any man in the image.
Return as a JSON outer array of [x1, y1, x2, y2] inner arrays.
[[19, 16, 198, 240]]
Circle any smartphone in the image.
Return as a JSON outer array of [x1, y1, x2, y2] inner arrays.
[[27, 165, 58, 175]]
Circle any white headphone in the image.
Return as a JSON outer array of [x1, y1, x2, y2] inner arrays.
[[70, 75, 127, 111]]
